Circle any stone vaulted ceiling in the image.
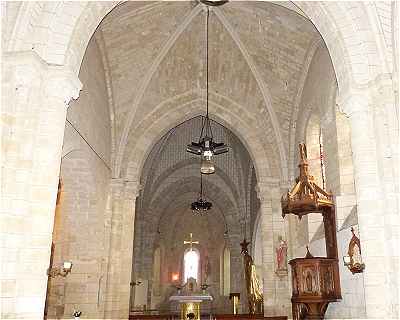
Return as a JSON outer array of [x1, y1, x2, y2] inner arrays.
[[97, 1, 322, 179], [93, 0, 324, 259]]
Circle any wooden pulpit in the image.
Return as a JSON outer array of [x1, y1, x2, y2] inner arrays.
[[281, 144, 341, 320]]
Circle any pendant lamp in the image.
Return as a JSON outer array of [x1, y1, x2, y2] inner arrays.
[[186, 6, 229, 174]]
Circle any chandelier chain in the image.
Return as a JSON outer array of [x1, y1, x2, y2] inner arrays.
[[205, 7, 214, 140]]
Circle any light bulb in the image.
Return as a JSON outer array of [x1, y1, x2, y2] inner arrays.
[[201, 152, 215, 174]]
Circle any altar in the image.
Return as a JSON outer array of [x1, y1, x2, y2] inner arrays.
[[169, 278, 213, 320]]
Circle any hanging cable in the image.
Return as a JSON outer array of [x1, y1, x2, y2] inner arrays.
[[65, 118, 111, 171], [206, 7, 209, 118], [205, 7, 213, 140], [200, 172, 203, 197], [186, 5, 228, 169], [319, 127, 326, 190], [244, 208, 248, 240]]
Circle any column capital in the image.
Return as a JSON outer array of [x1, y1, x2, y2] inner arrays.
[[337, 89, 370, 118], [337, 73, 393, 117], [256, 178, 281, 202], [3, 51, 48, 89], [124, 180, 142, 200], [110, 178, 125, 198], [3, 50, 82, 106], [45, 66, 82, 105], [110, 179, 141, 200]]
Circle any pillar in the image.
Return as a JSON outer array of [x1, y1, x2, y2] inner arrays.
[[256, 179, 291, 317], [1, 51, 82, 319], [340, 90, 399, 318], [104, 179, 140, 319]]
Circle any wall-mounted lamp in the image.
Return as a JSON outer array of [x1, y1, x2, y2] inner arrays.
[[172, 273, 179, 282], [130, 280, 142, 286], [343, 227, 365, 274], [47, 261, 73, 278]]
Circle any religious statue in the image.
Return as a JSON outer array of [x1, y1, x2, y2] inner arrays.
[[204, 255, 211, 283], [305, 270, 313, 292], [240, 238, 263, 314], [276, 236, 288, 271], [344, 227, 365, 274], [299, 143, 307, 162]]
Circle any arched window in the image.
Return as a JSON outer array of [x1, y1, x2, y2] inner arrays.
[[306, 114, 325, 242], [306, 113, 325, 188], [220, 247, 230, 296], [152, 247, 161, 296], [184, 249, 200, 282]]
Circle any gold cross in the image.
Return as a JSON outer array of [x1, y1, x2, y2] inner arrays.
[[183, 233, 199, 251]]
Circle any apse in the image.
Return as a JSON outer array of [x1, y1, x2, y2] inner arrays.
[[131, 116, 259, 314]]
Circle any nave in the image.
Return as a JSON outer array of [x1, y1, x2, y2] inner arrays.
[[1, 1, 398, 320]]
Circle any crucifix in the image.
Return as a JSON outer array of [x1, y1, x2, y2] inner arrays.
[[184, 233, 199, 251]]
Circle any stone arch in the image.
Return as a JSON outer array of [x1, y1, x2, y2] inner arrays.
[[294, 2, 383, 87], [8, 1, 385, 92], [146, 158, 242, 209], [150, 176, 237, 222], [140, 176, 238, 262], [121, 93, 278, 184], [6, 2, 388, 187]]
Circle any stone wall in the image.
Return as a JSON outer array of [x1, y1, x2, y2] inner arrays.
[[295, 224, 367, 319], [1, 2, 398, 319], [289, 40, 368, 319], [131, 117, 254, 314], [46, 37, 112, 319]]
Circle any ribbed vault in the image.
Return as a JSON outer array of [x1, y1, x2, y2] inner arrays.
[[93, 1, 324, 183]]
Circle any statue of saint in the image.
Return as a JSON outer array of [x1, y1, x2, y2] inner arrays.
[[305, 271, 313, 292], [204, 255, 211, 282], [241, 238, 263, 314], [276, 236, 288, 271], [299, 143, 308, 161], [352, 243, 362, 266]]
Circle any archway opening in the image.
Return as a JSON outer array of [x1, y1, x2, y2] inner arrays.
[[131, 116, 262, 315]]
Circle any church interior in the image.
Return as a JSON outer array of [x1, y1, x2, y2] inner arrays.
[[1, 1, 399, 320]]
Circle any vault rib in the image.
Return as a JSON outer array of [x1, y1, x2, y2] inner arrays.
[[115, 4, 203, 176], [214, 7, 288, 182], [288, 38, 323, 180]]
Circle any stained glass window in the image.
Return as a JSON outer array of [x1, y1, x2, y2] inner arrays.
[[184, 249, 199, 282]]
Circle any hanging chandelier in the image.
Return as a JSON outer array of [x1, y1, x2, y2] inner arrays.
[[186, 6, 229, 174], [191, 173, 212, 212]]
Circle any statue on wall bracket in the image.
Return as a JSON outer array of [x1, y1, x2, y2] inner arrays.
[[275, 235, 288, 278], [343, 227, 365, 274]]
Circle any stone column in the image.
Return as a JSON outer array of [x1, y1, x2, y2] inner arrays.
[[340, 92, 397, 318], [104, 179, 140, 319], [1, 51, 81, 319], [256, 179, 291, 317]]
